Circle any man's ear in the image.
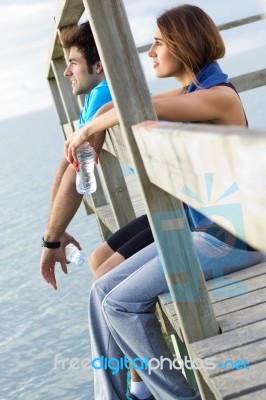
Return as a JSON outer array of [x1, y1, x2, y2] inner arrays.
[[96, 61, 103, 73]]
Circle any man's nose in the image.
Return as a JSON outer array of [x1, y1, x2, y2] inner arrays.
[[64, 65, 72, 77]]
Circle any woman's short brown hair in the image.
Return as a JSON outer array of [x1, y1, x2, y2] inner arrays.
[[157, 4, 225, 82]]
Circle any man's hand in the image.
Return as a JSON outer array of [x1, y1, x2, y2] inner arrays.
[[65, 129, 86, 165], [40, 247, 67, 290], [40, 232, 82, 290], [60, 232, 82, 250]]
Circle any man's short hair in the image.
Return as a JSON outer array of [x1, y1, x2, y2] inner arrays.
[[60, 22, 100, 74]]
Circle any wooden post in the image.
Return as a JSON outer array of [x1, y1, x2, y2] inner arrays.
[[83, 0, 219, 397], [99, 149, 136, 227], [48, 77, 68, 128], [51, 58, 80, 127]]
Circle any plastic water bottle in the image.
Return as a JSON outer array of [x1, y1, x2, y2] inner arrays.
[[76, 144, 97, 195], [65, 244, 84, 266]]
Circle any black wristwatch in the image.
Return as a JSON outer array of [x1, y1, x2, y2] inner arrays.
[[42, 237, 61, 249]]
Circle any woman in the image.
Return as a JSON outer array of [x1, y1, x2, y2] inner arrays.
[[66, 5, 263, 400]]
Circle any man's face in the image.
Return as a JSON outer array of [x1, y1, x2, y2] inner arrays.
[[64, 46, 99, 95]]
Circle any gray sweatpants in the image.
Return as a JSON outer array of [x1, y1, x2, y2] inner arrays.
[[89, 233, 263, 399]]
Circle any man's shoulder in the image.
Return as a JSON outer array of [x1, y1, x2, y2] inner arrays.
[[90, 80, 111, 102], [92, 80, 109, 93]]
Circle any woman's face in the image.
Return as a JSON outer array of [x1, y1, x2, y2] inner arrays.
[[148, 26, 185, 81]]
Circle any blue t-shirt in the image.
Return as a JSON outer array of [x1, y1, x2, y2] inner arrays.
[[78, 80, 112, 128]]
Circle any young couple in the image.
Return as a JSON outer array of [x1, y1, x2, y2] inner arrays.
[[41, 5, 263, 400]]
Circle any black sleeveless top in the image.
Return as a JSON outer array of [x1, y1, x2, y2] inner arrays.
[[218, 82, 248, 127]]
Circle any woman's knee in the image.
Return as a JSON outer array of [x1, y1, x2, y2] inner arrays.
[[89, 242, 115, 272], [88, 250, 98, 272]]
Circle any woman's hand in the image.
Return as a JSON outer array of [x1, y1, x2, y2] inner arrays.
[[64, 129, 86, 164]]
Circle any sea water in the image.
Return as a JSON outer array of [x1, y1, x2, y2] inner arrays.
[[0, 108, 100, 399]]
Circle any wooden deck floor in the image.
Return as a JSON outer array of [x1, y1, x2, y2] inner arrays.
[[159, 260, 266, 399]]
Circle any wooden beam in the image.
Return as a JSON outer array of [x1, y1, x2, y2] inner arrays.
[[46, 26, 64, 78], [99, 150, 136, 227], [231, 69, 266, 92], [133, 121, 266, 252], [51, 57, 80, 125], [48, 77, 68, 125], [55, 0, 84, 28]]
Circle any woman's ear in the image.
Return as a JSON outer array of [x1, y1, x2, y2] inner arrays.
[[96, 61, 103, 73]]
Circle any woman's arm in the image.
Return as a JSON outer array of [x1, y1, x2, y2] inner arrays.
[[152, 88, 182, 99], [65, 86, 243, 164], [152, 86, 241, 123]]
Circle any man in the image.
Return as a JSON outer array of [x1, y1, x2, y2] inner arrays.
[[40, 22, 112, 290], [40, 22, 156, 400]]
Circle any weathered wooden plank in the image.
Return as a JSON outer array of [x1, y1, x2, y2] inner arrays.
[[48, 77, 68, 126], [62, 122, 74, 139], [47, 27, 63, 77], [83, 174, 145, 233], [210, 360, 266, 400], [91, 167, 108, 208], [206, 261, 266, 291], [55, 0, 84, 28], [133, 121, 266, 253], [159, 273, 266, 305], [90, 203, 117, 233], [159, 265, 266, 338], [104, 126, 132, 166], [156, 303, 175, 336], [160, 290, 266, 338], [198, 338, 266, 378], [218, 301, 266, 333], [231, 69, 266, 92], [166, 286, 266, 322], [213, 286, 266, 316], [98, 149, 136, 227], [190, 319, 266, 359], [51, 58, 80, 125], [210, 273, 266, 303], [237, 388, 266, 400], [47, 64, 54, 80]]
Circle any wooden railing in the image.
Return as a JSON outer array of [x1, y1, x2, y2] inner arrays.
[[47, 1, 266, 398]]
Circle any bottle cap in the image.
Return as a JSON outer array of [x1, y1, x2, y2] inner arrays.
[[77, 258, 84, 266]]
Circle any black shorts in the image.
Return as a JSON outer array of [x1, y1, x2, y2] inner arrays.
[[106, 215, 154, 259]]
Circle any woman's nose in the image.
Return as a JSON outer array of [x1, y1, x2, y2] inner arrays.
[[148, 43, 155, 58]]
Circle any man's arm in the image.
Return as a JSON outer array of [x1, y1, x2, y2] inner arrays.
[[40, 164, 83, 290], [49, 156, 69, 214], [40, 84, 112, 289], [45, 164, 82, 241]]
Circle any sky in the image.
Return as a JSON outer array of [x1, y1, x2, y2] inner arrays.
[[0, 0, 265, 122]]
